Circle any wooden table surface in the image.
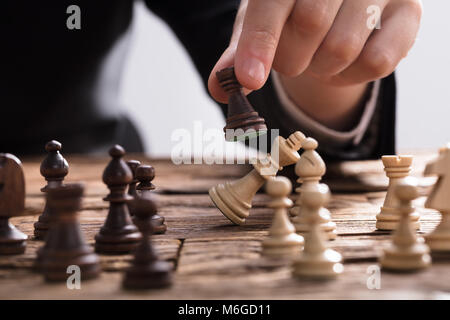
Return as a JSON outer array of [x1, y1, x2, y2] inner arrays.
[[1, 151, 450, 300]]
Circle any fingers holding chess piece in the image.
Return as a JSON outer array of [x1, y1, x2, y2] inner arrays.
[[376, 155, 420, 230], [423, 145, 450, 252], [209, 131, 305, 225], [39, 183, 101, 281], [123, 193, 172, 290], [380, 177, 431, 271], [0, 154, 27, 255], [135, 165, 167, 234], [291, 138, 337, 240], [95, 145, 142, 254], [217, 67, 267, 142], [262, 176, 304, 257], [292, 184, 343, 279], [34, 140, 69, 239]]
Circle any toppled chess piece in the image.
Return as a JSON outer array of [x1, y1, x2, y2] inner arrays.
[[0, 154, 27, 255], [292, 184, 343, 279], [135, 165, 167, 234], [95, 145, 142, 254], [262, 176, 304, 257], [217, 67, 267, 141], [380, 177, 431, 271], [291, 138, 337, 240], [209, 131, 305, 225], [39, 183, 101, 281], [34, 140, 69, 239], [424, 145, 450, 251], [123, 192, 172, 289], [376, 155, 420, 230]]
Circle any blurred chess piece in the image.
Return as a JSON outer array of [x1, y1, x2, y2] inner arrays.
[[423, 145, 450, 251], [40, 183, 101, 281], [292, 184, 343, 279], [0, 154, 27, 255], [262, 176, 304, 257], [126, 159, 141, 215], [95, 145, 142, 254], [34, 140, 69, 239], [291, 138, 337, 240], [376, 155, 420, 230], [123, 192, 172, 289], [380, 177, 431, 271], [209, 131, 305, 225], [135, 165, 167, 234], [217, 67, 267, 142]]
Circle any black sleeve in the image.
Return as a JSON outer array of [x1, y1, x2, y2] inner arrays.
[[146, 0, 396, 161]]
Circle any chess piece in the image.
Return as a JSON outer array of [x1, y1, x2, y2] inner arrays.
[[127, 160, 141, 200], [95, 145, 142, 254], [423, 145, 450, 251], [209, 131, 305, 225], [34, 140, 69, 239], [123, 193, 172, 289], [126, 160, 141, 216], [376, 155, 420, 230], [291, 138, 337, 240], [0, 154, 27, 255], [217, 67, 267, 141], [135, 165, 167, 234], [262, 177, 304, 257], [380, 177, 431, 271], [39, 183, 101, 281], [292, 184, 343, 279]]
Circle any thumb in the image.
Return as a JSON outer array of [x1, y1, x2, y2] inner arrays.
[[234, 0, 295, 90]]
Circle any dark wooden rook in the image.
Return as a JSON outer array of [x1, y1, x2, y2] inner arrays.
[[0, 154, 27, 255], [123, 193, 172, 289], [217, 67, 267, 141], [39, 183, 101, 281], [95, 145, 141, 254], [34, 140, 69, 240], [135, 165, 167, 234]]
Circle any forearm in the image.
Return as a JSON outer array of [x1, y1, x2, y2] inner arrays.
[[279, 74, 369, 131]]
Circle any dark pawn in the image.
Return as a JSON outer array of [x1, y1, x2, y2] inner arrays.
[[217, 67, 267, 141], [135, 165, 167, 234], [123, 193, 172, 289], [95, 145, 142, 254], [126, 160, 141, 216], [34, 140, 69, 240], [39, 183, 101, 282], [0, 154, 27, 255]]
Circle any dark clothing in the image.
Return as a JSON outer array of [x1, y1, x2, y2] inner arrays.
[[2, 0, 395, 159]]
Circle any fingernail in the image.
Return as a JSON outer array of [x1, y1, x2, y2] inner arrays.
[[242, 57, 266, 84]]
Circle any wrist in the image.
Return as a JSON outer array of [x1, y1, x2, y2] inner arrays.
[[278, 72, 369, 131]]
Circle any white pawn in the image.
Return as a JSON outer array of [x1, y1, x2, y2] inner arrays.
[[291, 138, 337, 240], [380, 177, 431, 271], [262, 176, 304, 257], [292, 184, 343, 279], [376, 155, 420, 230]]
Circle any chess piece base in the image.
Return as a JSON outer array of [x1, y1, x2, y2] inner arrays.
[[42, 250, 101, 281], [262, 234, 304, 257], [292, 249, 343, 279], [376, 207, 420, 231], [123, 260, 172, 290], [209, 185, 247, 225], [95, 226, 142, 254], [0, 220, 27, 255], [294, 222, 337, 240], [380, 242, 431, 271], [425, 231, 450, 251], [134, 215, 167, 234]]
